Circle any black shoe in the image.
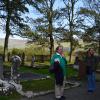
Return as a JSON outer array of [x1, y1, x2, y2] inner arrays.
[[56, 98, 62, 100], [61, 96, 66, 99], [88, 90, 94, 93], [88, 90, 94, 94]]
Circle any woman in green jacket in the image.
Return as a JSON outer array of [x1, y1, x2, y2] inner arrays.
[[50, 46, 67, 100]]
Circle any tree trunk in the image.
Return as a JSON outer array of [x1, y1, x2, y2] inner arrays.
[[49, 0, 54, 58], [69, 22, 74, 62], [67, 0, 75, 62], [98, 35, 100, 55], [69, 41, 72, 62], [3, 0, 11, 62], [4, 27, 10, 62], [4, 12, 11, 61], [50, 35, 54, 58]]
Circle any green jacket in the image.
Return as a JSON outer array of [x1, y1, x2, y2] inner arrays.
[[50, 53, 67, 76]]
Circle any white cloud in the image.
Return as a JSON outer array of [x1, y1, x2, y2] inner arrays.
[[73, 35, 79, 40]]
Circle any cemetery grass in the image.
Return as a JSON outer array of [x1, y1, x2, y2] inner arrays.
[[21, 78, 55, 92], [4, 61, 78, 79], [19, 63, 78, 78], [0, 91, 22, 100]]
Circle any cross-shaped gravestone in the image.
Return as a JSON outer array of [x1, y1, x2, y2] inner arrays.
[[0, 55, 4, 79], [11, 55, 21, 83]]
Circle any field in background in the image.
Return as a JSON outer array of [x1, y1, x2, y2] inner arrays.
[[0, 38, 27, 49]]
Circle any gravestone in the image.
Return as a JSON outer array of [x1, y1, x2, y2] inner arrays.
[[0, 55, 4, 79], [31, 55, 35, 67], [11, 55, 21, 83], [78, 60, 86, 80], [21, 52, 25, 66]]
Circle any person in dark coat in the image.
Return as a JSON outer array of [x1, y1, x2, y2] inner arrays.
[[85, 48, 100, 93]]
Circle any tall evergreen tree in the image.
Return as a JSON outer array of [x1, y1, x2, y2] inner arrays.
[[0, 0, 30, 61]]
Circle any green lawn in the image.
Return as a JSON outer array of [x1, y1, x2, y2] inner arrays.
[[21, 78, 55, 92], [4, 61, 78, 79], [19, 65, 78, 77], [0, 91, 21, 100]]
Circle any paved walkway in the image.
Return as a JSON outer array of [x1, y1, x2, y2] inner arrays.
[[19, 81, 100, 100]]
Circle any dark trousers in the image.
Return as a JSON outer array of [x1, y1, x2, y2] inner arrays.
[[87, 72, 96, 91]]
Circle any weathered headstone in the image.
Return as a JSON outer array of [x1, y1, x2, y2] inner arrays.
[[21, 52, 25, 66], [0, 55, 4, 79], [31, 55, 35, 67], [78, 60, 86, 80], [11, 55, 21, 83], [41, 55, 44, 63]]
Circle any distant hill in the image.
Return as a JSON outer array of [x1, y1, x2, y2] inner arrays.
[[0, 38, 84, 52], [0, 38, 27, 49]]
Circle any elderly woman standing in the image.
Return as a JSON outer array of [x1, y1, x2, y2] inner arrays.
[[50, 46, 67, 100]]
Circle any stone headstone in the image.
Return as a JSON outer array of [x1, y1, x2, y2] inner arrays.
[[78, 60, 86, 80], [31, 56, 35, 67], [11, 55, 21, 82], [21, 52, 25, 66], [0, 56, 4, 79]]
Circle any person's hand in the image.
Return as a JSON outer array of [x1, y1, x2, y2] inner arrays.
[[61, 53, 65, 57]]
